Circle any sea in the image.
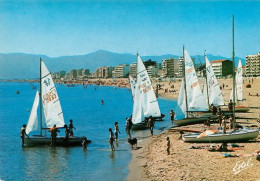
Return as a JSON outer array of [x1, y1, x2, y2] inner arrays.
[[0, 82, 177, 181]]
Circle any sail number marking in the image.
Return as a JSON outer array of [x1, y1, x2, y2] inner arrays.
[[42, 89, 57, 105]]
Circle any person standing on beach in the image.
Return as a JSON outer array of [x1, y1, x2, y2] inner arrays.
[[228, 100, 233, 112], [109, 128, 115, 151], [170, 110, 175, 125], [125, 117, 132, 138], [49, 124, 60, 146], [20, 124, 29, 147], [69, 119, 76, 137], [166, 137, 170, 155], [114, 122, 120, 141], [148, 116, 154, 136]]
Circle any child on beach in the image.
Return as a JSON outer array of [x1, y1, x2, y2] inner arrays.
[[167, 137, 170, 155]]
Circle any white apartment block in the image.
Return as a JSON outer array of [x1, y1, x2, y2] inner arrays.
[[245, 52, 260, 77], [112, 64, 130, 78]]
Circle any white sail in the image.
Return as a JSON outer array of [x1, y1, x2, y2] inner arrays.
[[136, 54, 161, 117], [230, 59, 243, 102], [129, 75, 136, 101], [184, 49, 207, 111], [205, 55, 224, 106], [177, 80, 187, 118], [236, 59, 243, 101], [41, 60, 65, 128], [26, 91, 39, 134]]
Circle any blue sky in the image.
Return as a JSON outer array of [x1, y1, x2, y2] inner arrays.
[[0, 0, 259, 57]]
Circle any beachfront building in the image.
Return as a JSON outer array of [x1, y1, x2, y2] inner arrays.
[[95, 66, 114, 78], [70, 69, 77, 79], [147, 65, 158, 78], [211, 59, 233, 78], [245, 52, 260, 77], [162, 57, 184, 78], [82, 69, 90, 77], [130, 63, 137, 77], [112, 64, 130, 78]]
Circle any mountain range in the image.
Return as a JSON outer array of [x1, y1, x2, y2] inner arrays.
[[0, 50, 245, 79]]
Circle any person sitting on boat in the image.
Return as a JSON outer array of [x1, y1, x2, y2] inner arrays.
[[21, 124, 29, 147], [69, 119, 76, 137], [148, 116, 155, 136], [228, 100, 234, 112], [49, 124, 60, 146], [64, 124, 70, 146], [114, 122, 120, 141], [108, 128, 115, 151]]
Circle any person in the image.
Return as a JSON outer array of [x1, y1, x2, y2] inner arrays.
[[170, 110, 175, 125], [20, 124, 29, 147], [125, 117, 132, 138], [114, 122, 121, 141], [229, 116, 233, 129], [49, 124, 60, 146], [64, 124, 70, 146], [222, 117, 227, 134], [217, 107, 223, 126], [101, 100, 104, 105], [108, 128, 115, 151], [148, 116, 154, 136], [166, 137, 170, 155], [69, 119, 76, 137], [82, 137, 88, 150], [228, 100, 233, 112]]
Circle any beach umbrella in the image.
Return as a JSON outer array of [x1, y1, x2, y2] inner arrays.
[[197, 130, 218, 138]]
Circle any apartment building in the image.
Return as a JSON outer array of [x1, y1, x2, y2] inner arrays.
[[245, 52, 260, 77], [211, 59, 233, 78], [112, 64, 130, 78]]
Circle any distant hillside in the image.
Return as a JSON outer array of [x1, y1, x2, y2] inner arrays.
[[0, 50, 245, 79]]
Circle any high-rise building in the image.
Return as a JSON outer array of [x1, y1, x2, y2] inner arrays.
[[211, 59, 233, 78], [112, 64, 130, 78], [147, 65, 158, 78], [245, 53, 260, 77], [130, 63, 137, 77], [70, 69, 77, 79], [82, 69, 90, 77]]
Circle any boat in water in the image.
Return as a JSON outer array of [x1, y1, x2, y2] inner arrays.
[[182, 129, 259, 143], [24, 58, 91, 146], [131, 53, 163, 130]]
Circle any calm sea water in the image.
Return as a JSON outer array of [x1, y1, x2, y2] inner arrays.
[[0, 82, 177, 181]]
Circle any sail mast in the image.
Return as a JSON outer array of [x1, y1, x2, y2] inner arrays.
[[183, 46, 189, 118], [204, 51, 210, 109], [40, 58, 43, 136], [232, 15, 236, 128]]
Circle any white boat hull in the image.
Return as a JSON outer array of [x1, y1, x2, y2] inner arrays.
[[24, 135, 91, 146], [183, 129, 259, 143]]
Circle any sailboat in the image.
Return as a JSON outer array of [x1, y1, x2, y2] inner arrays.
[[131, 53, 163, 130], [174, 48, 217, 126], [24, 59, 91, 146], [222, 59, 250, 112]]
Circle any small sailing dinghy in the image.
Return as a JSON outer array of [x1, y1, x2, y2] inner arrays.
[[131, 53, 163, 130], [182, 129, 259, 143], [174, 48, 215, 126], [24, 59, 91, 146], [222, 59, 250, 112]]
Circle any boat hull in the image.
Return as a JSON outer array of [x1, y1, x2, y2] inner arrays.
[[132, 122, 148, 130], [222, 106, 250, 112], [183, 129, 259, 143], [24, 135, 91, 146], [174, 115, 218, 126]]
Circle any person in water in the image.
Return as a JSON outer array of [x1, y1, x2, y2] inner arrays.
[[82, 137, 88, 150], [166, 137, 170, 155], [69, 119, 76, 137], [114, 122, 121, 141], [101, 100, 104, 105], [148, 116, 154, 136], [49, 124, 60, 146], [20, 124, 29, 147], [170, 110, 175, 125], [109, 128, 115, 151], [64, 124, 70, 146]]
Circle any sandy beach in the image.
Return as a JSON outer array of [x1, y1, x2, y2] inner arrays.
[[127, 77, 260, 181]]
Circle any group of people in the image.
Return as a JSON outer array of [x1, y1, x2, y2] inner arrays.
[[108, 122, 121, 151]]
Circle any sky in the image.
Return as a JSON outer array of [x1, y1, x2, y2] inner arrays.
[[0, 0, 259, 58]]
